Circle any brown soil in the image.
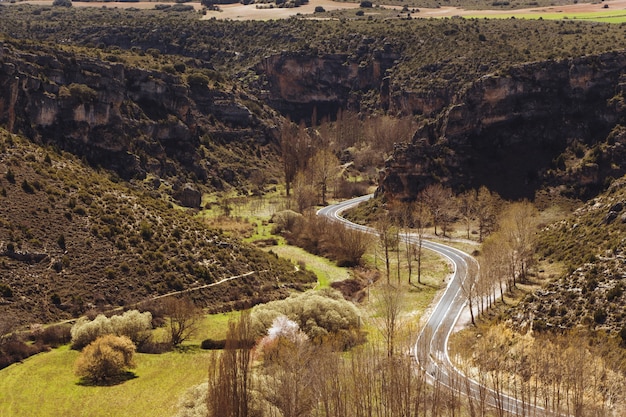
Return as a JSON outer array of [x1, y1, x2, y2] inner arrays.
[[20, 0, 626, 20]]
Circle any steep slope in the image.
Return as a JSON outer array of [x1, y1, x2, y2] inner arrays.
[[0, 39, 281, 199], [512, 175, 626, 334], [379, 51, 626, 200], [0, 129, 315, 326]]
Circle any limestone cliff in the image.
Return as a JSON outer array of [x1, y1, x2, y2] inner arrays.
[[0, 41, 276, 192], [379, 51, 626, 200], [253, 46, 400, 122]]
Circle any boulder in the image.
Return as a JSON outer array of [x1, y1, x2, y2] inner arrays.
[[176, 183, 202, 208]]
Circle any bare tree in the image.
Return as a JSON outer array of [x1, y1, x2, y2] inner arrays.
[[162, 297, 200, 347], [458, 190, 477, 240], [499, 201, 539, 285], [281, 120, 314, 197], [310, 148, 339, 205], [475, 186, 501, 242], [459, 258, 480, 326], [421, 184, 456, 237], [375, 284, 404, 358], [332, 223, 372, 267], [413, 200, 428, 285], [260, 336, 319, 417], [280, 120, 299, 197], [399, 202, 416, 284], [207, 312, 254, 417], [292, 171, 317, 213], [375, 215, 399, 285]]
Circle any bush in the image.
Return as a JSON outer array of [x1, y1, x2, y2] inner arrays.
[[200, 338, 226, 350], [66, 83, 97, 103], [269, 209, 302, 234], [0, 338, 47, 370], [38, 324, 72, 347], [74, 335, 136, 384], [251, 289, 361, 345], [21, 180, 34, 194], [186, 72, 210, 88], [70, 310, 152, 350], [0, 284, 13, 298]]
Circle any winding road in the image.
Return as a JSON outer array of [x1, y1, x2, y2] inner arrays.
[[318, 194, 549, 417]]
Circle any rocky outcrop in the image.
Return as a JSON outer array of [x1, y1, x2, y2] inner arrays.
[[254, 45, 400, 122], [0, 41, 275, 186], [175, 183, 202, 208], [379, 51, 626, 200]]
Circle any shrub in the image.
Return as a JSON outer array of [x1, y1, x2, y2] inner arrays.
[[174, 382, 208, 417], [21, 179, 34, 194], [0, 284, 13, 298], [70, 310, 152, 350], [67, 83, 97, 103], [251, 289, 361, 345], [74, 335, 136, 384], [5, 169, 15, 184], [593, 308, 607, 324], [270, 209, 302, 234], [186, 73, 210, 88], [200, 338, 226, 350], [38, 324, 72, 347], [0, 338, 47, 370]]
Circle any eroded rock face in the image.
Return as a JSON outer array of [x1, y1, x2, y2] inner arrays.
[[0, 41, 273, 184], [254, 47, 400, 122], [175, 183, 202, 208], [379, 51, 626, 200]]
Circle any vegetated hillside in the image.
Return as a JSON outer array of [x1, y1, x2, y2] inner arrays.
[[512, 175, 626, 335], [2, 6, 626, 120], [0, 129, 315, 326], [0, 37, 282, 200], [3, 6, 626, 202]]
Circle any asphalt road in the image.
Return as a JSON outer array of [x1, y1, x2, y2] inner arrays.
[[318, 195, 550, 417]]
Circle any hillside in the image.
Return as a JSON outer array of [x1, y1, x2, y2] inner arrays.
[[4, 3, 626, 329], [511, 176, 626, 334], [0, 128, 315, 326]]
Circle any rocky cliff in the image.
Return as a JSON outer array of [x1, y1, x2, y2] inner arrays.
[[253, 46, 400, 123], [0, 40, 277, 199], [378, 51, 626, 200]]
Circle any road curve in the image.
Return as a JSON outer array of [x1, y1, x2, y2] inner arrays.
[[318, 195, 548, 417]]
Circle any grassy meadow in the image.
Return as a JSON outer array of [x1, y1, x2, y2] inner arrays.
[[465, 9, 626, 22], [0, 346, 213, 417]]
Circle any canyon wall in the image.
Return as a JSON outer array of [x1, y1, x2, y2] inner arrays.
[[378, 51, 626, 200], [0, 41, 272, 192]]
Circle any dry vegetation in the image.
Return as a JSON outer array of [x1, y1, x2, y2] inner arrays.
[[0, 129, 315, 328]]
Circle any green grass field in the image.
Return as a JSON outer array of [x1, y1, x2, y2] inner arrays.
[[266, 245, 351, 288], [0, 346, 213, 417], [465, 9, 626, 22]]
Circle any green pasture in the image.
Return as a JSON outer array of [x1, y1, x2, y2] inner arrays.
[[464, 9, 626, 22], [0, 346, 212, 417], [266, 245, 351, 288]]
